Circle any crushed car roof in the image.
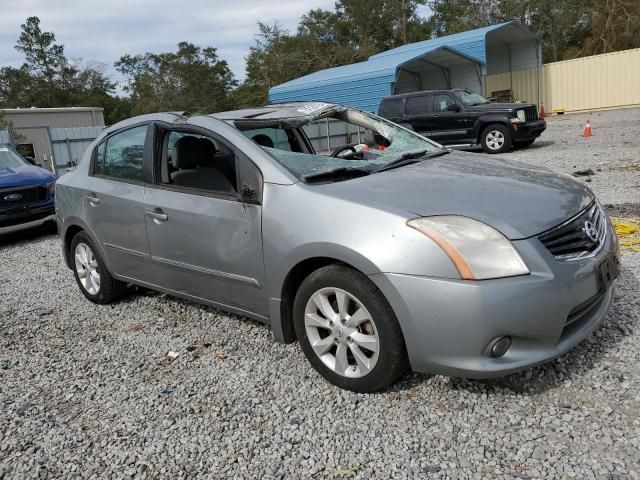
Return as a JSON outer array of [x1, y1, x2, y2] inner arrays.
[[210, 102, 343, 121]]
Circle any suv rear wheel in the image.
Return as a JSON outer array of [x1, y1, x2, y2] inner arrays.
[[481, 124, 511, 154], [293, 265, 408, 392], [71, 232, 126, 304]]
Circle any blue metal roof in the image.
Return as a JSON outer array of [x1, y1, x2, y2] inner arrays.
[[269, 21, 528, 112]]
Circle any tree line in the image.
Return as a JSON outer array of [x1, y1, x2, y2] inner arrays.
[[1, 1, 638, 124]]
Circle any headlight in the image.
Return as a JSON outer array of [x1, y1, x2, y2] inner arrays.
[[407, 216, 530, 280], [45, 180, 56, 196], [511, 109, 526, 123]]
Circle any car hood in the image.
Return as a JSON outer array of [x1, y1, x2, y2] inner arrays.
[[0, 163, 55, 189], [314, 151, 593, 239], [466, 102, 534, 112]]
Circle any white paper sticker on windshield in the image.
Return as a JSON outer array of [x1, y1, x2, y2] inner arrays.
[[0, 147, 8, 152], [296, 103, 330, 115]]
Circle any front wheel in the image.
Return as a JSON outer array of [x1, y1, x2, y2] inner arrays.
[[293, 265, 408, 392], [481, 124, 511, 154]]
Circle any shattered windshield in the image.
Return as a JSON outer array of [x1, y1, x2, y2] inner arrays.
[[234, 104, 443, 181], [454, 90, 490, 107]]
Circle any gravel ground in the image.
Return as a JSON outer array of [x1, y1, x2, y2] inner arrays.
[[506, 107, 640, 207], [1, 108, 639, 479]]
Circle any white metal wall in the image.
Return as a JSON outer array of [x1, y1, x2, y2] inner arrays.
[[50, 126, 104, 168], [485, 39, 538, 77], [0, 126, 103, 174], [449, 63, 482, 93]]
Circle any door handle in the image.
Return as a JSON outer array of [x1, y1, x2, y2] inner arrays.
[[432, 114, 440, 118], [85, 194, 100, 205], [145, 209, 168, 222]]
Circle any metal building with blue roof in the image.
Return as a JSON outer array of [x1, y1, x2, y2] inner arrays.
[[269, 21, 540, 112]]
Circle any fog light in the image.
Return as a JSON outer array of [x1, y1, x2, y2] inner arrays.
[[489, 336, 512, 358]]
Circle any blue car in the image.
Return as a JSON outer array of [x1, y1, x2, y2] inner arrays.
[[0, 145, 56, 235]]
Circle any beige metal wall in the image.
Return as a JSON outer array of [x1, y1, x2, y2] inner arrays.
[[485, 48, 640, 112], [2, 108, 105, 129], [0, 108, 104, 169]]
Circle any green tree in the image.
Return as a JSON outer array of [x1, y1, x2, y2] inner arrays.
[[0, 16, 123, 121], [234, 1, 431, 108], [429, 0, 640, 62], [233, 22, 331, 108], [115, 42, 236, 115], [335, 0, 430, 51], [582, 0, 640, 56]]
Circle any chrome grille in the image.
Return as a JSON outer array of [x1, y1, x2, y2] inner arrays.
[[524, 106, 539, 122], [0, 186, 47, 207], [538, 202, 607, 260]]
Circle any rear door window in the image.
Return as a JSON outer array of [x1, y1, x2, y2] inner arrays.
[[405, 96, 428, 115], [433, 95, 457, 113], [381, 99, 404, 118]]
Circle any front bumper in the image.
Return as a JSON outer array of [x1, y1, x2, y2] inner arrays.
[[371, 223, 618, 378], [0, 201, 56, 235], [512, 118, 546, 141]]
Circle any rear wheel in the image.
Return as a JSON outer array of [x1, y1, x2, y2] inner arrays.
[[293, 265, 408, 392], [481, 124, 511, 154], [71, 232, 126, 304]]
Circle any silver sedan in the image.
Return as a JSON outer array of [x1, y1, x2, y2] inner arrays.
[[55, 102, 619, 392]]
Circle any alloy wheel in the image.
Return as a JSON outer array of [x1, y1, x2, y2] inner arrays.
[[74, 242, 100, 295], [486, 130, 505, 150], [304, 287, 380, 378]]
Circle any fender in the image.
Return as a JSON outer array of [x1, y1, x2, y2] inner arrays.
[[473, 114, 512, 141], [268, 241, 382, 300], [59, 216, 112, 272], [268, 242, 384, 344]]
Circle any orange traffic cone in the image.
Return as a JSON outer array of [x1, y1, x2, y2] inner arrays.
[[582, 118, 593, 137], [539, 103, 546, 118]]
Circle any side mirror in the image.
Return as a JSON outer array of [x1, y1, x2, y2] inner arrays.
[[24, 156, 37, 165], [241, 184, 256, 200], [447, 104, 461, 112]]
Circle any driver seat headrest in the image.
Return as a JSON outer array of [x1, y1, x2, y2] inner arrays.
[[172, 136, 210, 170], [252, 134, 275, 149]]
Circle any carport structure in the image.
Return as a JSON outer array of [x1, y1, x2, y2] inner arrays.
[[269, 21, 541, 112], [393, 46, 484, 96]]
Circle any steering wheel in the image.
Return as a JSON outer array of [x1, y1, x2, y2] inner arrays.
[[330, 144, 358, 158]]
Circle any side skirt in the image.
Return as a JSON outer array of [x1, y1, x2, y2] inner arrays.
[[114, 273, 271, 325]]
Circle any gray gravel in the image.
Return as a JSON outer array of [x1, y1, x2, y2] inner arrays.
[[506, 107, 640, 206], [1, 108, 640, 479]]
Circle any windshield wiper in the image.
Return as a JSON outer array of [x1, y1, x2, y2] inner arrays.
[[303, 167, 372, 183], [375, 150, 449, 173]]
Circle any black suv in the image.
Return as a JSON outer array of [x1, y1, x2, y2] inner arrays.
[[378, 89, 546, 154]]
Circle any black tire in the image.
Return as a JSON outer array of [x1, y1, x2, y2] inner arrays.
[[480, 124, 511, 154], [513, 139, 535, 148], [293, 264, 408, 392], [70, 231, 126, 304]]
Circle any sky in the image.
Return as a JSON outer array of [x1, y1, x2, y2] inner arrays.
[[0, 0, 337, 87]]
